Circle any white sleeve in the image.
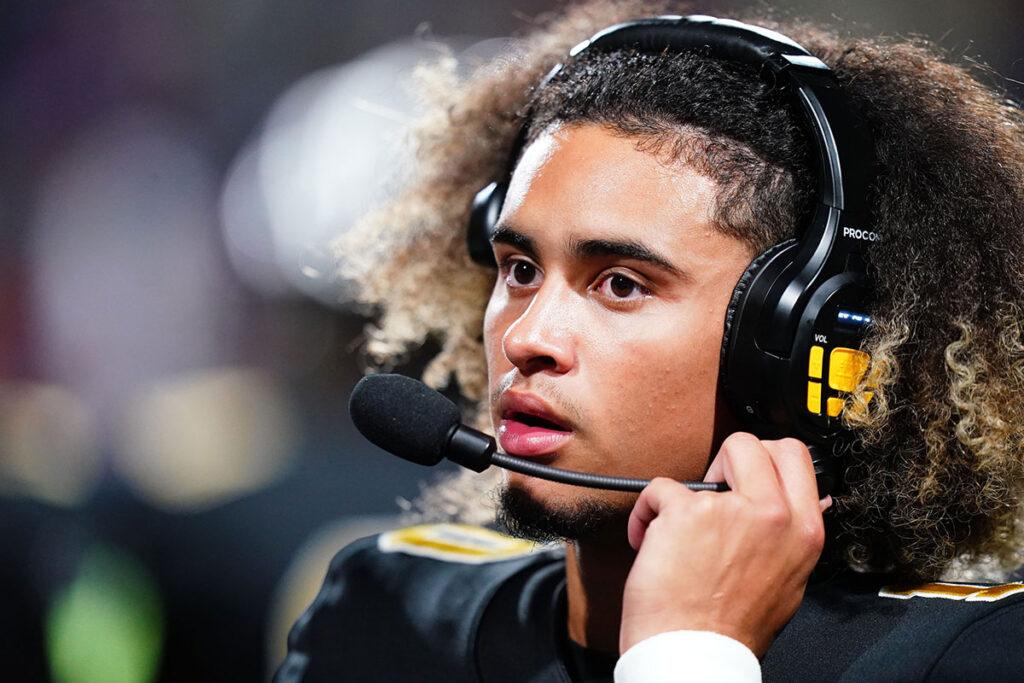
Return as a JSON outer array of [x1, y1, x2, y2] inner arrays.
[[614, 630, 761, 683]]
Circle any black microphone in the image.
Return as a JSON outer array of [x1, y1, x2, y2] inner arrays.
[[349, 373, 727, 493]]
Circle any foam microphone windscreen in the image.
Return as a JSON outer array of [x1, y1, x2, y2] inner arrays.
[[348, 373, 462, 466]]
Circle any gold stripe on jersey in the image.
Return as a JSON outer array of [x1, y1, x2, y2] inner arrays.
[[880, 581, 1024, 602], [378, 523, 539, 564]]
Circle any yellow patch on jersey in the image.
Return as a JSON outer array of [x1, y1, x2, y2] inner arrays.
[[880, 581, 1024, 602], [377, 523, 540, 564]]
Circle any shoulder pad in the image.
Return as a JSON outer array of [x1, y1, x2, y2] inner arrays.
[[377, 523, 542, 564], [880, 581, 1024, 602]]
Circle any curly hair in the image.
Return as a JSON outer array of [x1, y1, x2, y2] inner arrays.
[[336, 1, 1024, 581]]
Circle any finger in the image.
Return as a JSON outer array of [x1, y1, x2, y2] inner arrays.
[[627, 477, 689, 551], [762, 439, 827, 557], [762, 438, 819, 508], [705, 432, 785, 502]]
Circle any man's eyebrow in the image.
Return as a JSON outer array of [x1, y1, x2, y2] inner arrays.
[[572, 238, 683, 275], [490, 225, 536, 256], [491, 227, 685, 276]]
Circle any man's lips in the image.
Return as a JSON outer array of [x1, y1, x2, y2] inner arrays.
[[497, 393, 574, 457]]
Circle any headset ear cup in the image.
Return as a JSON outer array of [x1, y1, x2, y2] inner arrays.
[[719, 239, 797, 391], [467, 182, 507, 267]]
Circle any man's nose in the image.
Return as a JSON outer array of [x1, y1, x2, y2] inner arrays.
[[501, 283, 577, 376]]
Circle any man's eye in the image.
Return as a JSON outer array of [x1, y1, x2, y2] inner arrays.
[[609, 275, 636, 297], [597, 273, 650, 300], [502, 258, 541, 288], [513, 261, 537, 285]]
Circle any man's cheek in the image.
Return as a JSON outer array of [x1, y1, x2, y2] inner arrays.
[[482, 309, 504, 367]]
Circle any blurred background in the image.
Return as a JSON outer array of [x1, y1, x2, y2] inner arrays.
[[0, 0, 1020, 680]]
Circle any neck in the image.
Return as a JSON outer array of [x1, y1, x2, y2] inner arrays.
[[563, 530, 636, 654]]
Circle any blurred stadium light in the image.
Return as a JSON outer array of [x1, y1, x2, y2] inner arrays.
[[220, 38, 461, 304]]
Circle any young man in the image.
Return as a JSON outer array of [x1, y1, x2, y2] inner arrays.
[[277, 2, 1024, 680]]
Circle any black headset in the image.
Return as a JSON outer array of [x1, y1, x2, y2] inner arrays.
[[466, 15, 877, 495]]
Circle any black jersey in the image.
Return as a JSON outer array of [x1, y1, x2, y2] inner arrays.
[[275, 524, 570, 682], [276, 524, 1024, 682]]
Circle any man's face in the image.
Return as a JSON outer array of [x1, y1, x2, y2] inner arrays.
[[484, 123, 754, 528]]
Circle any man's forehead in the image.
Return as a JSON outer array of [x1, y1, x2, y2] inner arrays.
[[500, 125, 565, 223], [503, 126, 718, 227]]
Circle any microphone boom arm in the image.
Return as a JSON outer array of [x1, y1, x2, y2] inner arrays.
[[491, 452, 727, 493], [447, 423, 728, 493]]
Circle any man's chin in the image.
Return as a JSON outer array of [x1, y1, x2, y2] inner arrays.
[[495, 483, 629, 544]]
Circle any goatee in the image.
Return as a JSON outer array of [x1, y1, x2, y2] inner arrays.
[[496, 485, 628, 543]]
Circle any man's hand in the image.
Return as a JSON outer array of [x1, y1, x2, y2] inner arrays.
[[619, 433, 828, 657]]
